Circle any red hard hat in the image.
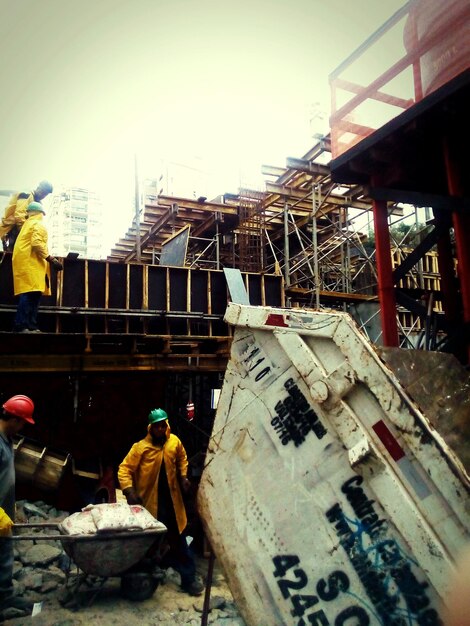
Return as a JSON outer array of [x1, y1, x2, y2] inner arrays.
[[2, 395, 35, 424]]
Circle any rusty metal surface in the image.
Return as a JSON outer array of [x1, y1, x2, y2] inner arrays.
[[198, 303, 470, 626], [378, 347, 470, 474], [14, 436, 70, 491]]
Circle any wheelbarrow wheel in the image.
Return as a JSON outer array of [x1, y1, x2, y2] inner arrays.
[[120, 572, 159, 602]]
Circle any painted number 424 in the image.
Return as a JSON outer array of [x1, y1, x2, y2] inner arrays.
[[272, 555, 369, 626]]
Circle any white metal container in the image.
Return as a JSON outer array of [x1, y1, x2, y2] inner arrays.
[[198, 303, 470, 626]]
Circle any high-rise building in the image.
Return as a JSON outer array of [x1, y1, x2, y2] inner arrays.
[[48, 187, 103, 259]]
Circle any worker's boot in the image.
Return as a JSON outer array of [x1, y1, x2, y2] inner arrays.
[[181, 579, 204, 596]]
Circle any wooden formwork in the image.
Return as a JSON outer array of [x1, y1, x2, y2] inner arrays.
[[0, 254, 284, 371]]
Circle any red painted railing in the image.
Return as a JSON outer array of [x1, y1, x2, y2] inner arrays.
[[329, 0, 470, 159]]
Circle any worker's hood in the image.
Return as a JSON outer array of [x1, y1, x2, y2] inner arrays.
[[26, 212, 43, 221]]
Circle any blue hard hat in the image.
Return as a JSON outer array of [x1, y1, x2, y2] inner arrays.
[[36, 180, 53, 194]]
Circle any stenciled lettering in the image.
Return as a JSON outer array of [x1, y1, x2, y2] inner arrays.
[[239, 339, 275, 384], [316, 571, 350, 601], [341, 476, 388, 539], [272, 554, 371, 625], [270, 378, 327, 447], [335, 606, 370, 625], [326, 476, 443, 626]]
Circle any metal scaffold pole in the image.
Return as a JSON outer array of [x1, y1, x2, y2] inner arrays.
[[134, 154, 141, 262], [312, 183, 320, 309], [284, 201, 290, 287]]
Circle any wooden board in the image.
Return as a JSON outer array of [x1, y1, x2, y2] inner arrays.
[[159, 226, 190, 267]]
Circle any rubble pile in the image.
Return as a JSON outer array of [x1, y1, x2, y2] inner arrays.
[[6, 500, 246, 625], [5, 500, 70, 621]]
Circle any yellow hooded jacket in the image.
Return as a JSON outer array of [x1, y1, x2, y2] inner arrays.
[[118, 422, 189, 534], [0, 191, 32, 238], [12, 213, 51, 296]]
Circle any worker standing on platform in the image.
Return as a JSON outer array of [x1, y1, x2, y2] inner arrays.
[[0, 395, 35, 619], [12, 201, 63, 333], [118, 408, 204, 596], [0, 180, 53, 250]]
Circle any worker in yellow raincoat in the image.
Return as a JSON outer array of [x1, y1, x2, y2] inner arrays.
[[118, 408, 204, 596], [0, 180, 53, 250], [12, 202, 63, 332]]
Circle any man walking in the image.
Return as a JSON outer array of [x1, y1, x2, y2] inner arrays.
[[0, 395, 36, 619], [118, 408, 204, 596]]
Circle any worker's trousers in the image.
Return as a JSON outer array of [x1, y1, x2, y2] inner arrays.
[[0, 538, 14, 600], [158, 502, 196, 587], [14, 291, 42, 331], [164, 529, 196, 587]]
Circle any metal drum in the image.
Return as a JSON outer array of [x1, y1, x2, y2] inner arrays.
[[14, 436, 71, 492]]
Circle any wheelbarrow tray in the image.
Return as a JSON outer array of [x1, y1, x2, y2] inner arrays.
[[14, 523, 167, 577], [61, 527, 166, 576]]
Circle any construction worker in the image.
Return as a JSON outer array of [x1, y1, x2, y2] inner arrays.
[[12, 201, 63, 333], [0, 180, 53, 250], [118, 408, 204, 596], [0, 395, 35, 619]]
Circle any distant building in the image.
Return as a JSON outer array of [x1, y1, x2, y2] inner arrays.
[[48, 187, 103, 259], [156, 158, 210, 199]]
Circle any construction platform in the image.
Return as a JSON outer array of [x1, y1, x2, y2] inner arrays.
[[0, 253, 283, 372]]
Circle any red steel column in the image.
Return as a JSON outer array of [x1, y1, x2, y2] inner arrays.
[[449, 215, 470, 312], [434, 213, 459, 325], [444, 137, 470, 361], [372, 196, 399, 346]]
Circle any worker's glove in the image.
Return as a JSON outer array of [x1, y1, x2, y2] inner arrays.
[[123, 487, 143, 506], [0, 507, 14, 537], [47, 256, 63, 271], [180, 476, 191, 493]]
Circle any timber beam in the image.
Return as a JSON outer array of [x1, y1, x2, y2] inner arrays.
[[124, 203, 177, 262], [264, 181, 371, 211], [0, 352, 229, 372]]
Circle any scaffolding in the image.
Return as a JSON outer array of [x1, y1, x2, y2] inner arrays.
[[100, 1, 470, 362], [237, 188, 266, 273], [106, 135, 450, 353], [329, 0, 470, 362]]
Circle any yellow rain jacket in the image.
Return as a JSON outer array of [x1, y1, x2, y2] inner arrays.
[[0, 507, 14, 537], [12, 213, 51, 296], [118, 422, 189, 534], [0, 191, 32, 238]]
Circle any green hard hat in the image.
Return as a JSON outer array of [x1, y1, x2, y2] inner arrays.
[[27, 201, 45, 215], [148, 408, 168, 424]]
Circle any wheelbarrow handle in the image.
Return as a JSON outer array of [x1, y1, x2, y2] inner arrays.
[[15, 523, 59, 528], [10, 533, 71, 541], [11, 522, 62, 539]]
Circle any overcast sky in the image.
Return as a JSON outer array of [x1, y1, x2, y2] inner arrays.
[[0, 0, 405, 247]]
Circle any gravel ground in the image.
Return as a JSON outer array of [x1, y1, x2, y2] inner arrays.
[[3, 500, 247, 626], [3, 556, 247, 626]]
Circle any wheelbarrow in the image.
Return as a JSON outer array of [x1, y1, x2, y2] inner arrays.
[[12, 522, 167, 608]]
